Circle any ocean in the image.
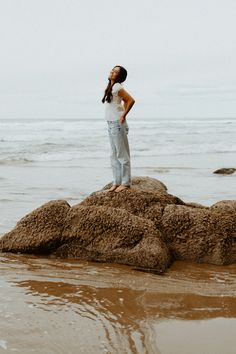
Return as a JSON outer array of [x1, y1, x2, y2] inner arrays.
[[0, 117, 235, 235], [0, 117, 236, 353]]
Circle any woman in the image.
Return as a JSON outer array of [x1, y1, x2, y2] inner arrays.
[[102, 65, 135, 192]]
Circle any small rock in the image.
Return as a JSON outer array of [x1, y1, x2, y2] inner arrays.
[[213, 168, 236, 175]]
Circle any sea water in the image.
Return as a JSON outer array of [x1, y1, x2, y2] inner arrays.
[[0, 117, 235, 235]]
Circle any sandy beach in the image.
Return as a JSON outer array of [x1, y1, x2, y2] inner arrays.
[[0, 254, 235, 353]]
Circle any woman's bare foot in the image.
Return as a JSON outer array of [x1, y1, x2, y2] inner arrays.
[[114, 185, 130, 193], [108, 185, 119, 192]]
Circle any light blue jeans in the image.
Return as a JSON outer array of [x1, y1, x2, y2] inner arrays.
[[107, 120, 131, 186]]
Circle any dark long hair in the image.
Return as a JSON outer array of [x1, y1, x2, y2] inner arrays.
[[102, 65, 127, 103]]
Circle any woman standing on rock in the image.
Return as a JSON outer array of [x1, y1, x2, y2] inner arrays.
[[102, 65, 135, 192]]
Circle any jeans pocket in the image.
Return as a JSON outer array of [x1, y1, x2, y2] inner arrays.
[[125, 122, 129, 135], [110, 122, 121, 135]]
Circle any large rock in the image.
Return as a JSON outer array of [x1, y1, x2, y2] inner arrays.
[[0, 177, 235, 271]]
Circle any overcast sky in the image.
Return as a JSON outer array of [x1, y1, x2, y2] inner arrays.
[[1, 0, 236, 119]]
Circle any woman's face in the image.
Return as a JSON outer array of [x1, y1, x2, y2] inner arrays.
[[108, 66, 120, 81]]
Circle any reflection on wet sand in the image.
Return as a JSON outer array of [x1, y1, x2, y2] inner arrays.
[[0, 254, 236, 353], [16, 280, 159, 353]]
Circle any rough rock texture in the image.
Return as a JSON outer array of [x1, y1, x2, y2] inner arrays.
[[0, 177, 235, 272], [0, 200, 70, 253], [161, 202, 236, 265], [213, 168, 236, 175], [54, 205, 171, 272]]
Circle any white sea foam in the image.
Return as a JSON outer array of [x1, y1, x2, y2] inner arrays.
[[0, 340, 7, 350], [0, 118, 235, 164]]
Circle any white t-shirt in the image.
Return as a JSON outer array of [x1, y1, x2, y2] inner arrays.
[[104, 83, 125, 121]]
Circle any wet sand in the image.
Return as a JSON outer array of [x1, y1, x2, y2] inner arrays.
[[0, 254, 235, 353]]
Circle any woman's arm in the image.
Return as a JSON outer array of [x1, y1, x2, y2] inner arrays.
[[118, 89, 135, 124]]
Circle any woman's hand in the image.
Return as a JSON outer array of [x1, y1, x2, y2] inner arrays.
[[120, 114, 126, 124]]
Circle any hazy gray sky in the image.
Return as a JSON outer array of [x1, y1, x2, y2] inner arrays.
[[1, 0, 236, 119]]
